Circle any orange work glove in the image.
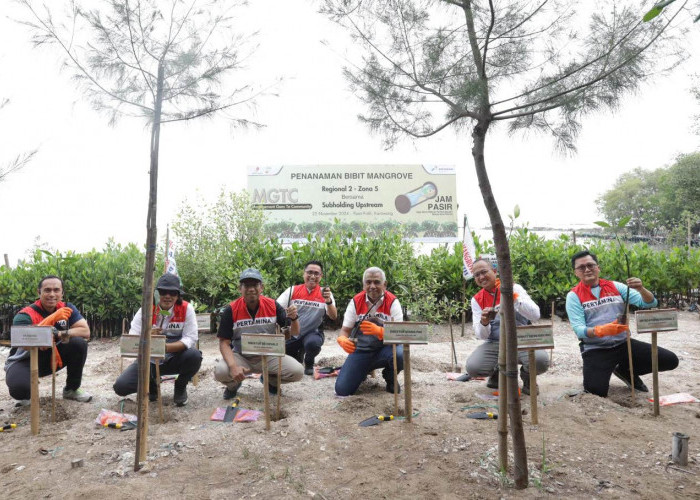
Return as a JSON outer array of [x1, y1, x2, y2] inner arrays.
[[593, 320, 628, 338], [337, 335, 356, 354], [359, 320, 384, 341], [38, 307, 72, 326]]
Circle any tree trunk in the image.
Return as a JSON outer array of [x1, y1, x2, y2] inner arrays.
[[471, 120, 528, 489], [134, 61, 164, 471]]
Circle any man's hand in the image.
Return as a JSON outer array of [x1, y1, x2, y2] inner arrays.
[[480, 307, 496, 325], [337, 335, 356, 354], [228, 364, 249, 383], [626, 277, 644, 290], [593, 320, 628, 338], [38, 307, 72, 326], [359, 320, 384, 340], [322, 287, 332, 303], [151, 327, 163, 336], [286, 305, 298, 320]]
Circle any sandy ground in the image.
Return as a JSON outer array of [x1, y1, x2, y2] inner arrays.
[[1, 312, 699, 499]]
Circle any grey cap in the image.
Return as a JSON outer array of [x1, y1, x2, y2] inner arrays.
[[156, 273, 182, 293], [239, 268, 263, 283]]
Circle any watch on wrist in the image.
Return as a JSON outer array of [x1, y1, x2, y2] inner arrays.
[[325, 300, 332, 305], [289, 316, 299, 321]]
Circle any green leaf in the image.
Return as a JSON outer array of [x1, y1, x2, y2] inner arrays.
[[643, 6, 662, 21], [514, 204, 520, 219], [594, 221, 611, 228]]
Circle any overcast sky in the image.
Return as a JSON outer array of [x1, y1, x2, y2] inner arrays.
[[1, 1, 699, 266]]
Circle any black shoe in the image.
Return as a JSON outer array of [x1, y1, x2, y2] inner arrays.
[[223, 383, 241, 400], [520, 367, 539, 396], [304, 365, 314, 376], [174, 386, 188, 407], [612, 368, 649, 392], [260, 375, 278, 395], [455, 373, 471, 382], [385, 379, 401, 394], [149, 392, 158, 402], [486, 369, 499, 389]]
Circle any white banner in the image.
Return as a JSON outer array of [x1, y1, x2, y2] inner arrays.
[[165, 239, 178, 276], [462, 214, 477, 280]]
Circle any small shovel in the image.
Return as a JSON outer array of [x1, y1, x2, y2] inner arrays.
[[223, 397, 241, 423], [359, 414, 394, 427]]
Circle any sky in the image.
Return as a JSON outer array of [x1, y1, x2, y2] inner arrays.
[[1, 1, 699, 267]]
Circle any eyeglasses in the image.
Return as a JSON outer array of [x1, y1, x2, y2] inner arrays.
[[574, 263, 598, 272], [304, 270, 321, 277], [473, 270, 491, 279], [41, 287, 62, 294], [158, 289, 179, 297]]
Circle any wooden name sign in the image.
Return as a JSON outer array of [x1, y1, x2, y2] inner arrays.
[[11, 326, 53, 347], [635, 309, 678, 333], [120, 335, 166, 358], [383, 322, 429, 344], [196, 314, 211, 333], [516, 324, 554, 350], [241, 334, 286, 356]]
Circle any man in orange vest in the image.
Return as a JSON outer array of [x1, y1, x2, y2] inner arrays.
[[113, 274, 202, 406], [335, 267, 404, 396], [5, 275, 92, 403]]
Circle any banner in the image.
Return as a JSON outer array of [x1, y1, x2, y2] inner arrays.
[[248, 165, 458, 242], [462, 214, 477, 280], [164, 239, 178, 276]]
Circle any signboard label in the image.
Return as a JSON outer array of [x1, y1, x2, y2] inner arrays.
[[196, 314, 211, 333], [635, 309, 678, 333], [120, 335, 166, 358], [11, 326, 53, 347], [516, 325, 554, 350], [241, 334, 286, 357], [383, 322, 429, 344]]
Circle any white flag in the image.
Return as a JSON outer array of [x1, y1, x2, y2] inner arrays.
[[165, 239, 178, 276], [462, 215, 477, 281]]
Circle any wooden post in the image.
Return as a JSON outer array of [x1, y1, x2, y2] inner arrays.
[[549, 302, 555, 368], [276, 357, 282, 421], [155, 362, 164, 424], [528, 350, 538, 425], [626, 330, 635, 403], [392, 345, 399, 416], [51, 343, 57, 424], [449, 317, 457, 373], [137, 359, 150, 463], [651, 331, 659, 416], [262, 356, 271, 431], [460, 278, 466, 337], [497, 313, 508, 471], [403, 344, 412, 423], [30, 347, 40, 435], [193, 339, 200, 387]]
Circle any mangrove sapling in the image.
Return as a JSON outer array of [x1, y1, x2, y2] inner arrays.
[[595, 216, 633, 324]]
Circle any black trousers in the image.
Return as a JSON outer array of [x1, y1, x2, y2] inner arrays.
[[113, 347, 202, 396], [580, 338, 679, 397], [5, 337, 89, 400], [285, 329, 324, 366]]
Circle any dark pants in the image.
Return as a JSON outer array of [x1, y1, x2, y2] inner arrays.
[[5, 337, 89, 400], [113, 348, 202, 396], [580, 338, 679, 397], [285, 329, 324, 366], [335, 345, 403, 396]]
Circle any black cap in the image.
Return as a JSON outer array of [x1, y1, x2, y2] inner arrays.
[[239, 268, 263, 283], [156, 273, 182, 293]]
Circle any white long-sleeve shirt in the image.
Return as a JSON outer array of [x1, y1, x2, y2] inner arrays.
[[471, 283, 540, 341], [129, 302, 198, 349]]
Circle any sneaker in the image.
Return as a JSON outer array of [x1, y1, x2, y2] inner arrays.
[[14, 399, 30, 407], [486, 369, 499, 389], [385, 379, 401, 394], [173, 386, 188, 407], [260, 375, 278, 395], [455, 373, 472, 382], [223, 382, 241, 400], [304, 364, 314, 376], [612, 368, 649, 392], [62, 388, 92, 402]]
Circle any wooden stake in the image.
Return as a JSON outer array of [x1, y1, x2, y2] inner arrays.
[[392, 345, 399, 416], [497, 314, 508, 472], [51, 343, 57, 424], [30, 347, 40, 436], [193, 338, 200, 387], [449, 318, 457, 373], [626, 331, 635, 404], [403, 344, 412, 423], [155, 362, 163, 424], [528, 350, 538, 425], [651, 331, 659, 416], [276, 357, 281, 421], [262, 356, 271, 431]]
